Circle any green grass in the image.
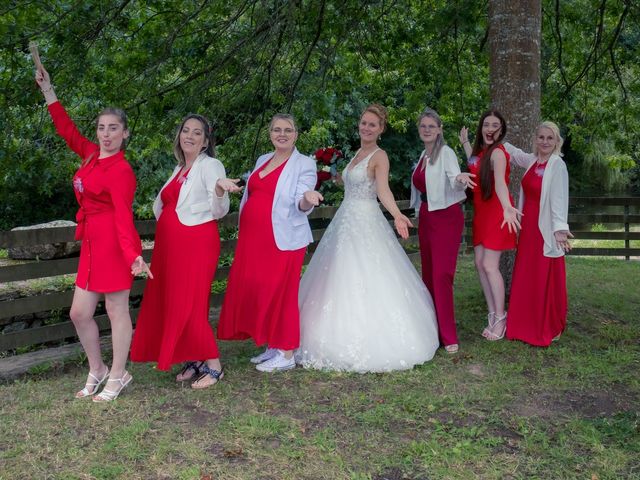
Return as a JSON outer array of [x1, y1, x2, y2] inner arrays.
[[572, 225, 640, 250], [0, 255, 638, 479]]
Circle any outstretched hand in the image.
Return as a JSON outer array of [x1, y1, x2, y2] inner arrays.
[[554, 230, 574, 253], [303, 190, 324, 208], [501, 205, 523, 234], [394, 214, 413, 240], [456, 172, 477, 189], [131, 256, 153, 279], [216, 178, 244, 194]]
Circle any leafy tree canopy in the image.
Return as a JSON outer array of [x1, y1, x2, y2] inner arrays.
[[1, 0, 637, 229]]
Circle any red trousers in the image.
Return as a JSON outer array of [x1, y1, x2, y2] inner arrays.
[[418, 202, 464, 346]]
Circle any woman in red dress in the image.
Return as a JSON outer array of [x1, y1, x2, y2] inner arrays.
[[130, 115, 242, 388], [36, 64, 150, 402], [505, 122, 571, 346], [217, 114, 322, 373], [410, 108, 476, 354], [460, 110, 521, 341]]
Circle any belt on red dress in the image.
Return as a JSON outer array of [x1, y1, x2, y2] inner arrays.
[[74, 207, 113, 240], [420, 192, 428, 203]]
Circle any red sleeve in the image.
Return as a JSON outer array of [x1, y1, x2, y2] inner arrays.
[[110, 163, 142, 266], [48, 101, 98, 161]]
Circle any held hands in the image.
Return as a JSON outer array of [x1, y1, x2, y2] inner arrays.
[[554, 230, 574, 253], [131, 256, 153, 279], [394, 214, 414, 240], [456, 172, 477, 189], [501, 205, 523, 234]]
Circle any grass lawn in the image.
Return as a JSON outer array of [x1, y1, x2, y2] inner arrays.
[[0, 255, 638, 480]]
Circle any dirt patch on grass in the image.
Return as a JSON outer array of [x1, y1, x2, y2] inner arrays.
[[510, 383, 637, 420]]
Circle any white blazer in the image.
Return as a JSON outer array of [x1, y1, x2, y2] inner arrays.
[[153, 153, 230, 225], [409, 145, 467, 213], [239, 148, 317, 251], [505, 143, 570, 258]]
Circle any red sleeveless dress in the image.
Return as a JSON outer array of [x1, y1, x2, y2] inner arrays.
[[130, 169, 220, 369], [507, 163, 567, 346], [217, 160, 306, 350], [468, 144, 517, 250]]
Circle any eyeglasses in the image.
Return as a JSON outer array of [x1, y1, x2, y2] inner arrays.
[[419, 125, 439, 131], [271, 128, 295, 135]]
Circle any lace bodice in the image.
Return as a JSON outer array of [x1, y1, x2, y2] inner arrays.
[[342, 149, 379, 201]]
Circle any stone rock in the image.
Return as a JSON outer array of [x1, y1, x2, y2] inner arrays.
[[8, 220, 80, 260]]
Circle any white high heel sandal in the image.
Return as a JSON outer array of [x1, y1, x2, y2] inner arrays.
[[92, 371, 132, 402], [75, 367, 109, 399]]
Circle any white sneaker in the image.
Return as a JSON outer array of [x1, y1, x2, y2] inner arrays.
[[255, 350, 296, 372], [250, 348, 278, 364]]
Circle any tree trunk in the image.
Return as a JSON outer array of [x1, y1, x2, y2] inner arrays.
[[488, 0, 541, 292]]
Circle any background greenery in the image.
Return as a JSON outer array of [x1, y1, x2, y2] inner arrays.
[[1, 0, 639, 229]]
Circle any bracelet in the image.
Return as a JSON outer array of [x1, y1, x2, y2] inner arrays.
[[463, 140, 470, 145], [41, 85, 53, 93]]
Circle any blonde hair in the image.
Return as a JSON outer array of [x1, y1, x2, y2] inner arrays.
[[534, 121, 564, 157], [417, 108, 445, 165], [269, 113, 297, 131], [361, 104, 388, 132]]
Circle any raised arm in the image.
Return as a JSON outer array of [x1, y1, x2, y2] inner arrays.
[[459, 127, 473, 160], [503, 142, 536, 169], [36, 65, 96, 160], [372, 150, 413, 239]]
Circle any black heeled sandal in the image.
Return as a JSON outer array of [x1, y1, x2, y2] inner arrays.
[[191, 365, 224, 389], [176, 361, 204, 382]]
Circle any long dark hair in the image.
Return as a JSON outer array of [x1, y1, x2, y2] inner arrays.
[[472, 109, 507, 200], [173, 113, 215, 166]]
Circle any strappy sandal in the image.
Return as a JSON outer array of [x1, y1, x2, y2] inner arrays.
[[75, 367, 109, 399], [191, 365, 224, 390], [481, 312, 496, 339], [485, 313, 507, 341], [92, 371, 132, 402], [444, 344, 459, 354], [176, 361, 204, 382]]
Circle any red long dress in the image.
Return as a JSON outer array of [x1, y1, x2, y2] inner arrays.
[[217, 160, 306, 350], [468, 144, 517, 250], [506, 163, 567, 346], [130, 170, 220, 369], [48, 101, 141, 292]]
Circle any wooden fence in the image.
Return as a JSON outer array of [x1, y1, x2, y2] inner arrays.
[[1, 197, 638, 353]]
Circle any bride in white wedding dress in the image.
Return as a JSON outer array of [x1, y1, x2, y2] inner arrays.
[[297, 104, 440, 372]]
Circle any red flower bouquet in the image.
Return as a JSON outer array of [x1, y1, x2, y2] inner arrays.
[[313, 147, 343, 189]]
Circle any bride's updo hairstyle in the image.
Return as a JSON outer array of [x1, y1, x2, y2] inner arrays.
[[361, 104, 388, 132]]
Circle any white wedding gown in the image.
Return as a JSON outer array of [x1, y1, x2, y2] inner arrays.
[[297, 149, 440, 372]]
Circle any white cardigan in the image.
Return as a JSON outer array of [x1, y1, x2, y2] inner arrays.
[[153, 153, 230, 225], [239, 148, 316, 251], [409, 145, 467, 213], [504, 143, 570, 258]]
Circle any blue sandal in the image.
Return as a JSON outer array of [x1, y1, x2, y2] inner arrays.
[[191, 365, 224, 389]]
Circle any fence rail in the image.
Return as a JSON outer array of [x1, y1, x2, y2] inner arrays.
[[1, 197, 637, 353]]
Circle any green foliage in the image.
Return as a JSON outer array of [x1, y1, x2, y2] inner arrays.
[[1, 0, 638, 229]]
